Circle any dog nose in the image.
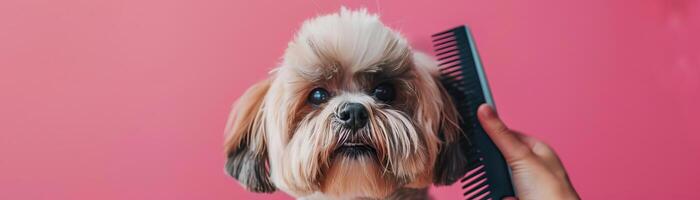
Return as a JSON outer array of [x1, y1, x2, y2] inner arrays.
[[338, 103, 368, 130]]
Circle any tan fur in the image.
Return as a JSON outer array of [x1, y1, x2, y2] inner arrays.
[[225, 7, 463, 199], [224, 78, 274, 192], [321, 156, 396, 199], [224, 78, 271, 155]]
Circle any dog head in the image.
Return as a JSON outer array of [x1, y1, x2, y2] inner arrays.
[[225, 8, 467, 199]]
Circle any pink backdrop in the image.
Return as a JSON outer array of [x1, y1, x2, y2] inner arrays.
[[1, 0, 699, 199]]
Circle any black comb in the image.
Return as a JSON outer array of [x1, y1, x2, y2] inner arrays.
[[432, 25, 515, 200]]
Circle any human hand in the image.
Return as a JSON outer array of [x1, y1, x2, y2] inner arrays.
[[477, 104, 580, 200]]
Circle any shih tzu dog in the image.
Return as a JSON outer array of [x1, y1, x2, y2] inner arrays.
[[225, 8, 470, 199]]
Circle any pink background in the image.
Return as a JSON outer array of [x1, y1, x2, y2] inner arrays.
[[1, 0, 699, 199]]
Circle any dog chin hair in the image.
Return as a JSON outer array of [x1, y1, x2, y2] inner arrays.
[[320, 155, 396, 199]]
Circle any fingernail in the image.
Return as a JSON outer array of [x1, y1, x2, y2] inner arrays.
[[482, 104, 498, 119]]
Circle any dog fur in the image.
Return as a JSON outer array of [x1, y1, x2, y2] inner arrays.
[[225, 8, 468, 199]]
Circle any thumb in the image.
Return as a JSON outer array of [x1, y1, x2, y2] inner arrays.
[[477, 104, 533, 163]]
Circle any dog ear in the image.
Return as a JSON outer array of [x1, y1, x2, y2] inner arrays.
[[431, 78, 470, 185], [411, 52, 468, 185], [224, 78, 275, 193]]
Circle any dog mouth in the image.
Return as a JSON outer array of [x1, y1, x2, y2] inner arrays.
[[333, 142, 376, 158]]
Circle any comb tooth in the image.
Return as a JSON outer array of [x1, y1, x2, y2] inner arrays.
[[437, 52, 460, 62], [460, 170, 485, 188], [436, 46, 459, 57], [436, 50, 459, 59], [432, 32, 455, 42], [433, 39, 457, 48], [435, 44, 458, 54], [462, 176, 487, 193], [442, 76, 465, 86], [438, 62, 463, 72], [464, 165, 485, 177], [439, 57, 461, 66], [435, 43, 458, 52], [443, 72, 463, 84], [442, 66, 466, 77], [463, 178, 489, 199], [440, 73, 462, 82], [441, 77, 462, 87], [440, 65, 463, 75], [447, 78, 462, 87], [472, 190, 492, 200], [431, 27, 458, 37], [460, 165, 486, 184]]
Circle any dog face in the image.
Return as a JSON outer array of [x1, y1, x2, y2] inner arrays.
[[225, 8, 467, 199]]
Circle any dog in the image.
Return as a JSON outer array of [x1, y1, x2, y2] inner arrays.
[[225, 8, 470, 199]]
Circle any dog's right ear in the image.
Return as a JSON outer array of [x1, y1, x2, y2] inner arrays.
[[224, 78, 275, 193]]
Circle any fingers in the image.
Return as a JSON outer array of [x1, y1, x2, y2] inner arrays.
[[478, 105, 579, 199], [477, 104, 570, 178], [477, 104, 533, 163], [513, 130, 568, 180]]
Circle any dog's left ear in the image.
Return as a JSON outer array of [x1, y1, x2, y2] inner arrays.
[[224, 78, 275, 193], [412, 52, 470, 185]]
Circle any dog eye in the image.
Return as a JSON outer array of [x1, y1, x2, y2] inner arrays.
[[308, 88, 330, 105], [371, 83, 395, 102]]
